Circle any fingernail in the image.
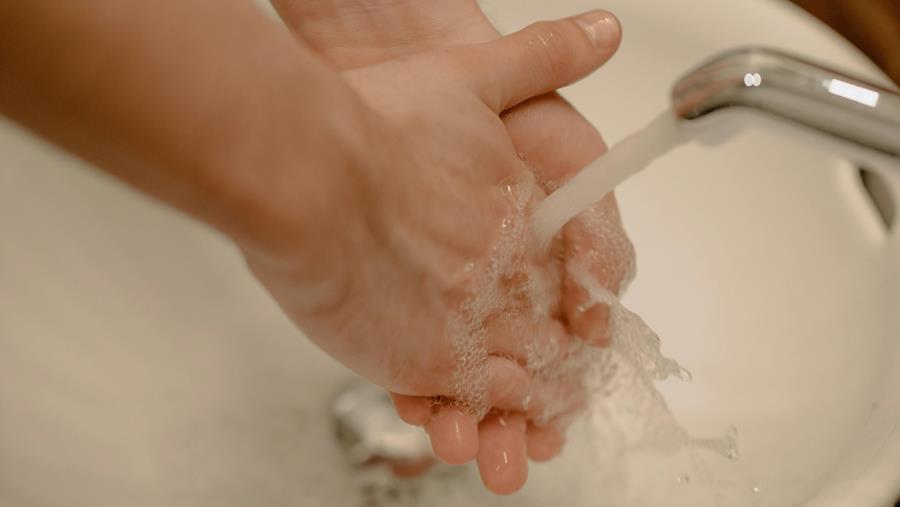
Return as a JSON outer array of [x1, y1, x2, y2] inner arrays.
[[574, 10, 620, 49]]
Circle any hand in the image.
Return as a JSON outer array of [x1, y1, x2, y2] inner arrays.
[[0, 0, 630, 495], [270, 0, 634, 492], [257, 4, 630, 494]]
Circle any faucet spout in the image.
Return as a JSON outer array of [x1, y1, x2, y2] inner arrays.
[[671, 47, 900, 172]]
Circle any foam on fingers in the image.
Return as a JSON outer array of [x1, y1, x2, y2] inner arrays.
[[486, 355, 531, 411], [477, 412, 528, 495]]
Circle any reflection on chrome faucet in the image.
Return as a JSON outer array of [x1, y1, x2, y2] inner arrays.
[[672, 47, 900, 173]]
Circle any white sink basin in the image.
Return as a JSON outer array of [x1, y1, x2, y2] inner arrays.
[[1, 0, 898, 506]]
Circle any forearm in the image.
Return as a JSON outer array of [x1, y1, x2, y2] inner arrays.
[[0, 0, 362, 255], [270, 0, 497, 65]]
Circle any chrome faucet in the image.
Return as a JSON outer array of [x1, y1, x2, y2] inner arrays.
[[671, 47, 900, 172]]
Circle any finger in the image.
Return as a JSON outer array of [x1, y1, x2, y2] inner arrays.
[[486, 317, 569, 369], [477, 412, 528, 495], [426, 405, 479, 465], [502, 92, 608, 191], [564, 288, 612, 346], [486, 354, 572, 415], [488, 319, 583, 420], [525, 421, 566, 462], [486, 355, 532, 412], [499, 93, 634, 344], [389, 392, 434, 426], [561, 194, 635, 346], [390, 458, 435, 478], [450, 10, 621, 113]]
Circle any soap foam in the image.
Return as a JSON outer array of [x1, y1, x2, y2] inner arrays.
[[444, 110, 738, 499]]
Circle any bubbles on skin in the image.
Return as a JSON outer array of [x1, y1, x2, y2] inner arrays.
[[446, 179, 537, 418], [572, 199, 637, 297], [446, 176, 738, 492]]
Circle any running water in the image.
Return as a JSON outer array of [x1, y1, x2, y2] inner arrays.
[[530, 108, 742, 462], [532, 110, 688, 242]]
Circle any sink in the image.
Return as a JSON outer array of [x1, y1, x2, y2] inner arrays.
[[1, 0, 898, 505]]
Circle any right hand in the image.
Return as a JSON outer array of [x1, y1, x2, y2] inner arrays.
[[256, 2, 631, 491]]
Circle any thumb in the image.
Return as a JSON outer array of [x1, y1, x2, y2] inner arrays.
[[448, 10, 621, 113]]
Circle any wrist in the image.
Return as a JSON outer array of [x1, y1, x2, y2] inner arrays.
[[205, 76, 374, 280]]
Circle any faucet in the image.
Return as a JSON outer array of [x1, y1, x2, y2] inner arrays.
[[671, 47, 900, 173], [530, 47, 900, 240]]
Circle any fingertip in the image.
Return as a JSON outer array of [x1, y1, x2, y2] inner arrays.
[[454, 10, 622, 113], [477, 413, 528, 495], [426, 406, 479, 465], [572, 10, 621, 52], [526, 422, 566, 462]]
